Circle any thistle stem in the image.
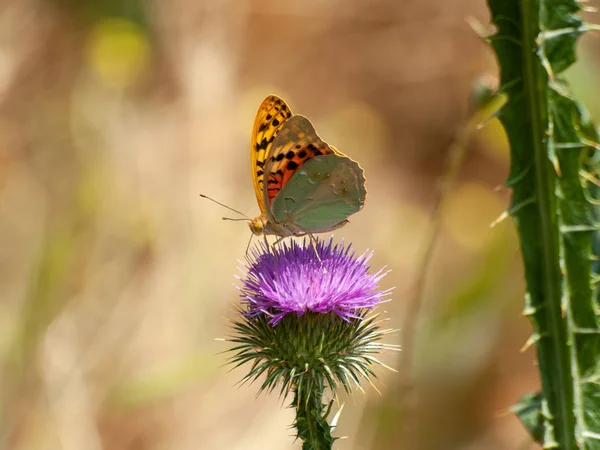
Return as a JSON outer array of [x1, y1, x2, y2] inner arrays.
[[293, 383, 334, 450]]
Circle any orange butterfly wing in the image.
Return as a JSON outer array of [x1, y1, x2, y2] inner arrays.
[[250, 96, 293, 214], [262, 115, 337, 206]]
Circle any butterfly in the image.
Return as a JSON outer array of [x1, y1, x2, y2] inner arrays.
[[248, 95, 367, 239]]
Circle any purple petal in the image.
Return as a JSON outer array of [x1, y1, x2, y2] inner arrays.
[[238, 238, 392, 325]]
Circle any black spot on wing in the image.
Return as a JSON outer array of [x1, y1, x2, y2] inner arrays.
[[287, 161, 299, 171], [258, 138, 268, 151], [257, 136, 275, 152]]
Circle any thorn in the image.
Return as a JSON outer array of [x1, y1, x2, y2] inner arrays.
[[520, 334, 539, 352], [537, 48, 556, 83], [466, 16, 491, 39], [330, 403, 345, 429], [490, 211, 509, 228]]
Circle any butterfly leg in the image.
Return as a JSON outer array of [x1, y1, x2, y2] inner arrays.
[[244, 232, 254, 256], [273, 236, 286, 246], [263, 234, 273, 252], [268, 235, 284, 263], [306, 232, 323, 264]]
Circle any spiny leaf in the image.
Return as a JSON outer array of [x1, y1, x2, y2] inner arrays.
[[487, 0, 600, 448]]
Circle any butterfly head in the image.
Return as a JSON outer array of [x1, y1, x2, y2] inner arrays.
[[249, 215, 267, 235]]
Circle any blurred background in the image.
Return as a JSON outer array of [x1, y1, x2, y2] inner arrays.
[[1, 0, 599, 449]]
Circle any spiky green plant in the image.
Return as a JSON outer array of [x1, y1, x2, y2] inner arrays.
[[487, 0, 600, 448]]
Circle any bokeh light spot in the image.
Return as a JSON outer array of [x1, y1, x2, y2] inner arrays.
[[86, 18, 150, 89], [321, 102, 389, 165], [476, 116, 510, 164], [443, 182, 505, 251]]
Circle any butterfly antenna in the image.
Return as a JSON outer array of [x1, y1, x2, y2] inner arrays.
[[222, 217, 249, 222], [200, 194, 250, 219]]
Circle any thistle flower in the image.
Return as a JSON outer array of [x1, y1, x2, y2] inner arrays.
[[240, 238, 390, 324], [228, 238, 397, 449]]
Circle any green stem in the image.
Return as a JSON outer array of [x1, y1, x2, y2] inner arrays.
[[293, 384, 334, 450], [488, 0, 599, 446], [519, 1, 576, 448]]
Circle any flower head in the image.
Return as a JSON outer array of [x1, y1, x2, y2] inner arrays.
[[228, 238, 398, 447], [239, 238, 391, 324]]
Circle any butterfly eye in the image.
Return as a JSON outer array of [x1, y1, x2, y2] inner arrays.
[[249, 219, 264, 235]]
